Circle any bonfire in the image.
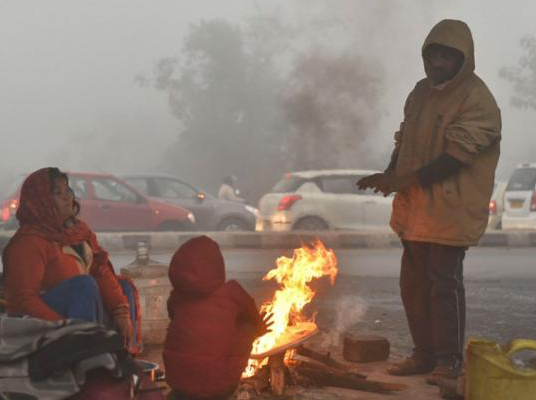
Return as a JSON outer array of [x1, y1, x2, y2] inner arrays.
[[243, 239, 338, 377]]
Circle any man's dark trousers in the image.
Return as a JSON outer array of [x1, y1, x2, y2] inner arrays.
[[400, 240, 466, 365]]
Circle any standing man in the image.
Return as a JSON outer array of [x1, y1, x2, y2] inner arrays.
[[358, 19, 501, 385]]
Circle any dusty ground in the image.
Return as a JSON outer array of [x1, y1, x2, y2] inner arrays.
[[141, 304, 450, 400], [131, 247, 536, 400], [141, 335, 449, 400]]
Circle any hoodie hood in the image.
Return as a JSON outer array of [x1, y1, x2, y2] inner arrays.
[[169, 235, 225, 296], [422, 19, 474, 84]]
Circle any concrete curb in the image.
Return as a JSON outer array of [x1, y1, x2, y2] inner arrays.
[[1, 229, 535, 252]]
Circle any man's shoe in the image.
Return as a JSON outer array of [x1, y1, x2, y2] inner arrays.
[[387, 356, 435, 376], [426, 363, 462, 386]]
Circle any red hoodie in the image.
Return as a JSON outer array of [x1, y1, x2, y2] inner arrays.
[[163, 236, 261, 399]]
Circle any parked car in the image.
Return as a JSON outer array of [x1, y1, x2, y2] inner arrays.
[[0, 172, 196, 232], [256, 169, 392, 231], [502, 163, 536, 230], [488, 180, 507, 230], [121, 173, 257, 231]]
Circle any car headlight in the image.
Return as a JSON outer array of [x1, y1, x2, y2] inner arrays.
[[187, 212, 196, 224], [245, 205, 258, 216]]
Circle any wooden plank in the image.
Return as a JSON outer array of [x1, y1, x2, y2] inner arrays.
[[250, 322, 319, 359]]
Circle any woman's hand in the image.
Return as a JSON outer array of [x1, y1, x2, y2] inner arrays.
[[113, 306, 133, 350]]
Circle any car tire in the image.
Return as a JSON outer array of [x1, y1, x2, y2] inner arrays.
[[157, 221, 187, 232], [293, 216, 328, 231], [218, 218, 250, 231]]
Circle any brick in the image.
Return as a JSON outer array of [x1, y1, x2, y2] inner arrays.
[[343, 334, 390, 363]]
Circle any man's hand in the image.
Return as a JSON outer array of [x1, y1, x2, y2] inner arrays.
[[356, 173, 386, 192], [357, 172, 418, 196]]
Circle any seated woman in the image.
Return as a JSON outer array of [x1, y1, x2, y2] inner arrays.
[[1, 167, 140, 352]]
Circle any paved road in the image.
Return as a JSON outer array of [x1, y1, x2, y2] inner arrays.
[[112, 247, 536, 357], [110, 246, 536, 279]]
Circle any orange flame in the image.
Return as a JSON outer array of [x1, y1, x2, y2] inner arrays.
[[243, 239, 338, 376]]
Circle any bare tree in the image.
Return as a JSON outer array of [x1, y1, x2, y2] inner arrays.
[[152, 19, 290, 202], [500, 33, 536, 109], [282, 49, 383, 171], [148, 15, 385, 202]]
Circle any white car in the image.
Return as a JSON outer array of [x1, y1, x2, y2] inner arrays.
[[256, 169, 393, 231], [488, 180, 507, 230], [502, 163, 536, 230]]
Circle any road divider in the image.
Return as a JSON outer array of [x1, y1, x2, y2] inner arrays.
[[1, 229, 536, 252]]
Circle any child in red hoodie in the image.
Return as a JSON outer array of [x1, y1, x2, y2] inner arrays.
[[163, 236, 267, 400]]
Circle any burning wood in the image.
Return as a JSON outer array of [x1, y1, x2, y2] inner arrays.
[[295, 345, 349, 372], [237, 367, 270, 399], [237, 239, 407, 397], [238, 346, 406, 398], [244, 239, 338, 377]]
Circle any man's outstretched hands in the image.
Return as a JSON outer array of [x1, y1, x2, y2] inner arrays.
[[357, 171, 418, 196]]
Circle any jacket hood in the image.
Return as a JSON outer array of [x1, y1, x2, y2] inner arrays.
[[422, 19, 474, 83], [168, 235, 225, 296]]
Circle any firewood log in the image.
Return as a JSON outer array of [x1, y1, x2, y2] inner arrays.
[[295, 361, 407, 393], [240, 366, 270, 394], [292, 354, 366, 379], [296, 345, 350, 371], [268, 352, 286, 396]]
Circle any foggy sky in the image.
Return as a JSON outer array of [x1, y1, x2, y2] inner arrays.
[[1, 0, 535, 194]]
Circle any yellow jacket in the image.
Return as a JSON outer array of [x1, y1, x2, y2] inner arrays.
[[390, 20, 501, 246]]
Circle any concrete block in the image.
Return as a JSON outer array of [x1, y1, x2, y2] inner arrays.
[[175, 233, 199, 249], [207, 232, 235, 248], [478, 232, 508, 247], [232, 233, 262, 248], [122, 233, 153, 250], [343, 334, 390, 363], [150, 233, 182, 250], [338, 233, 369, 249], [365, 232, 399, 248], [507, 231, 532, 247], [529, 232, 536, 247], [310, 232, 340, 249], [339, 232, 399, 249], [260, 233, 299, 249]]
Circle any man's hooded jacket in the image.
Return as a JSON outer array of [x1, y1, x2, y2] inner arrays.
[[163, 236, 261, 399], [390, 19, 501, 246]]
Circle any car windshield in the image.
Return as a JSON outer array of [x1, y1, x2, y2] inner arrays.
[[92, 178, 139, 203], [506, 168, 536, 191], [271, 176, 306, 193], [123, 178, 150, 195], [155, 179, 197, 199]]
